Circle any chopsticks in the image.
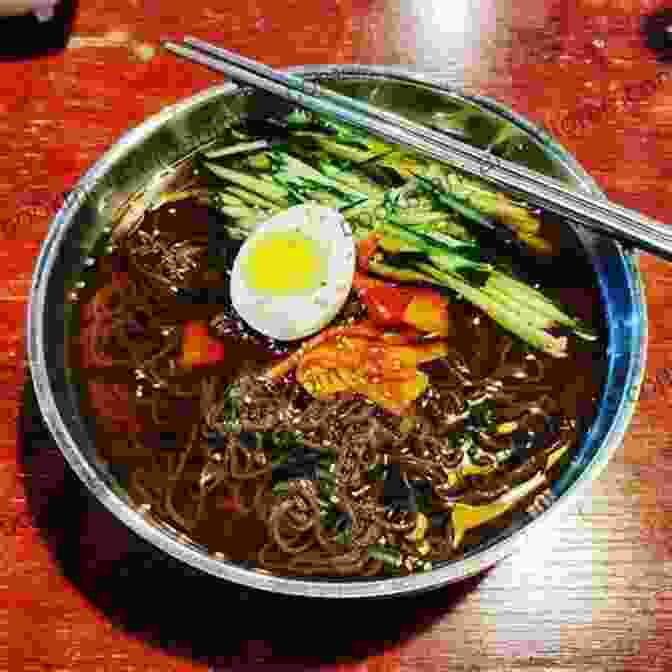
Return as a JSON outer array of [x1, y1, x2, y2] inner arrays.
[[163, 37, 672, 262]]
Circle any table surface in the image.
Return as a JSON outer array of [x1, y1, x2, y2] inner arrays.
[[4, 1, 672, 670]]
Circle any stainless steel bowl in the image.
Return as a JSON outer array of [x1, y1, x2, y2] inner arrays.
[[28, 66, 647, 598]]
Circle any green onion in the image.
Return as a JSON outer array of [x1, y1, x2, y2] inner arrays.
[[479, 283, 556, 331], [222, 186, 284, 211], [367, 260, 437, 285], [317, 467, 337, 484], [334, 526, 353, 546], [415, 173, 497, 232], [203, 163, 289, 205], [204, 140, 270, 159], [286, 109, 311, 127], [319, 480, 336, 499], [442, 172, 541, 235], [272, 482, 290, 496], [319, 160, 385, 197], [367, 464, 387, 481], [367, 544, 403, 568], [415, 263, 568, 358], [305, 135, 383, 164], [488, 272, 596, 339]]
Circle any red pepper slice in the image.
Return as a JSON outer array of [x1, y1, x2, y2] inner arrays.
[[362, 285, 414, 326], [217, 493, 242, 513], [180, 320, 226, 368], [353, 274, 452, 334], [352, 270, 391, 294], [356, 233, 381, 272]]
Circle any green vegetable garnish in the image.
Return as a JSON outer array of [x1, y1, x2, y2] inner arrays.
[[197, 107, 597, 356]]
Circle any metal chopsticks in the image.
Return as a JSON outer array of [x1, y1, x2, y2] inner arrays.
[[163, 37, 672, 262]]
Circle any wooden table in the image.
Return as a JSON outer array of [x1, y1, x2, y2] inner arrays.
[[4, 1, 672, 670]]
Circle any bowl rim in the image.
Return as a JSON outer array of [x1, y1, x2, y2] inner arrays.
[[27, 65, 648, 598]]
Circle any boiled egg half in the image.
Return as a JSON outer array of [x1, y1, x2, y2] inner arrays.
[[230, 203, 355, 341]]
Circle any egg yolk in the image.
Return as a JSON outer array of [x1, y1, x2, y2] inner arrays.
[[242, 229, 325, 295]]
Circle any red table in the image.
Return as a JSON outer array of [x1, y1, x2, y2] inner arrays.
[[5, 2, 672, 670]]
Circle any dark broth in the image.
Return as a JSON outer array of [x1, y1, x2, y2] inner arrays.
[[72, 175, 608, 576]]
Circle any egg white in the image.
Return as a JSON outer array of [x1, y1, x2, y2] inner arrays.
[[230, 203, 355, 341]]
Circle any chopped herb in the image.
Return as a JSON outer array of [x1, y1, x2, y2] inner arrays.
[[272, 481, 290, 496], [334, 526, 353, 546], [285, 109, 311, 127], [330, 511, 354, 545], [216, 383, 241, 433], [367, 543, 403, 568], [467, 398, 497, 430], [367, 463, 387, 481], [268, 150, 289, 173], [449, 432, 472, 451]]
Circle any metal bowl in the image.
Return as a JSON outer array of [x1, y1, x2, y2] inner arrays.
[[28, 66, 647, 598]]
